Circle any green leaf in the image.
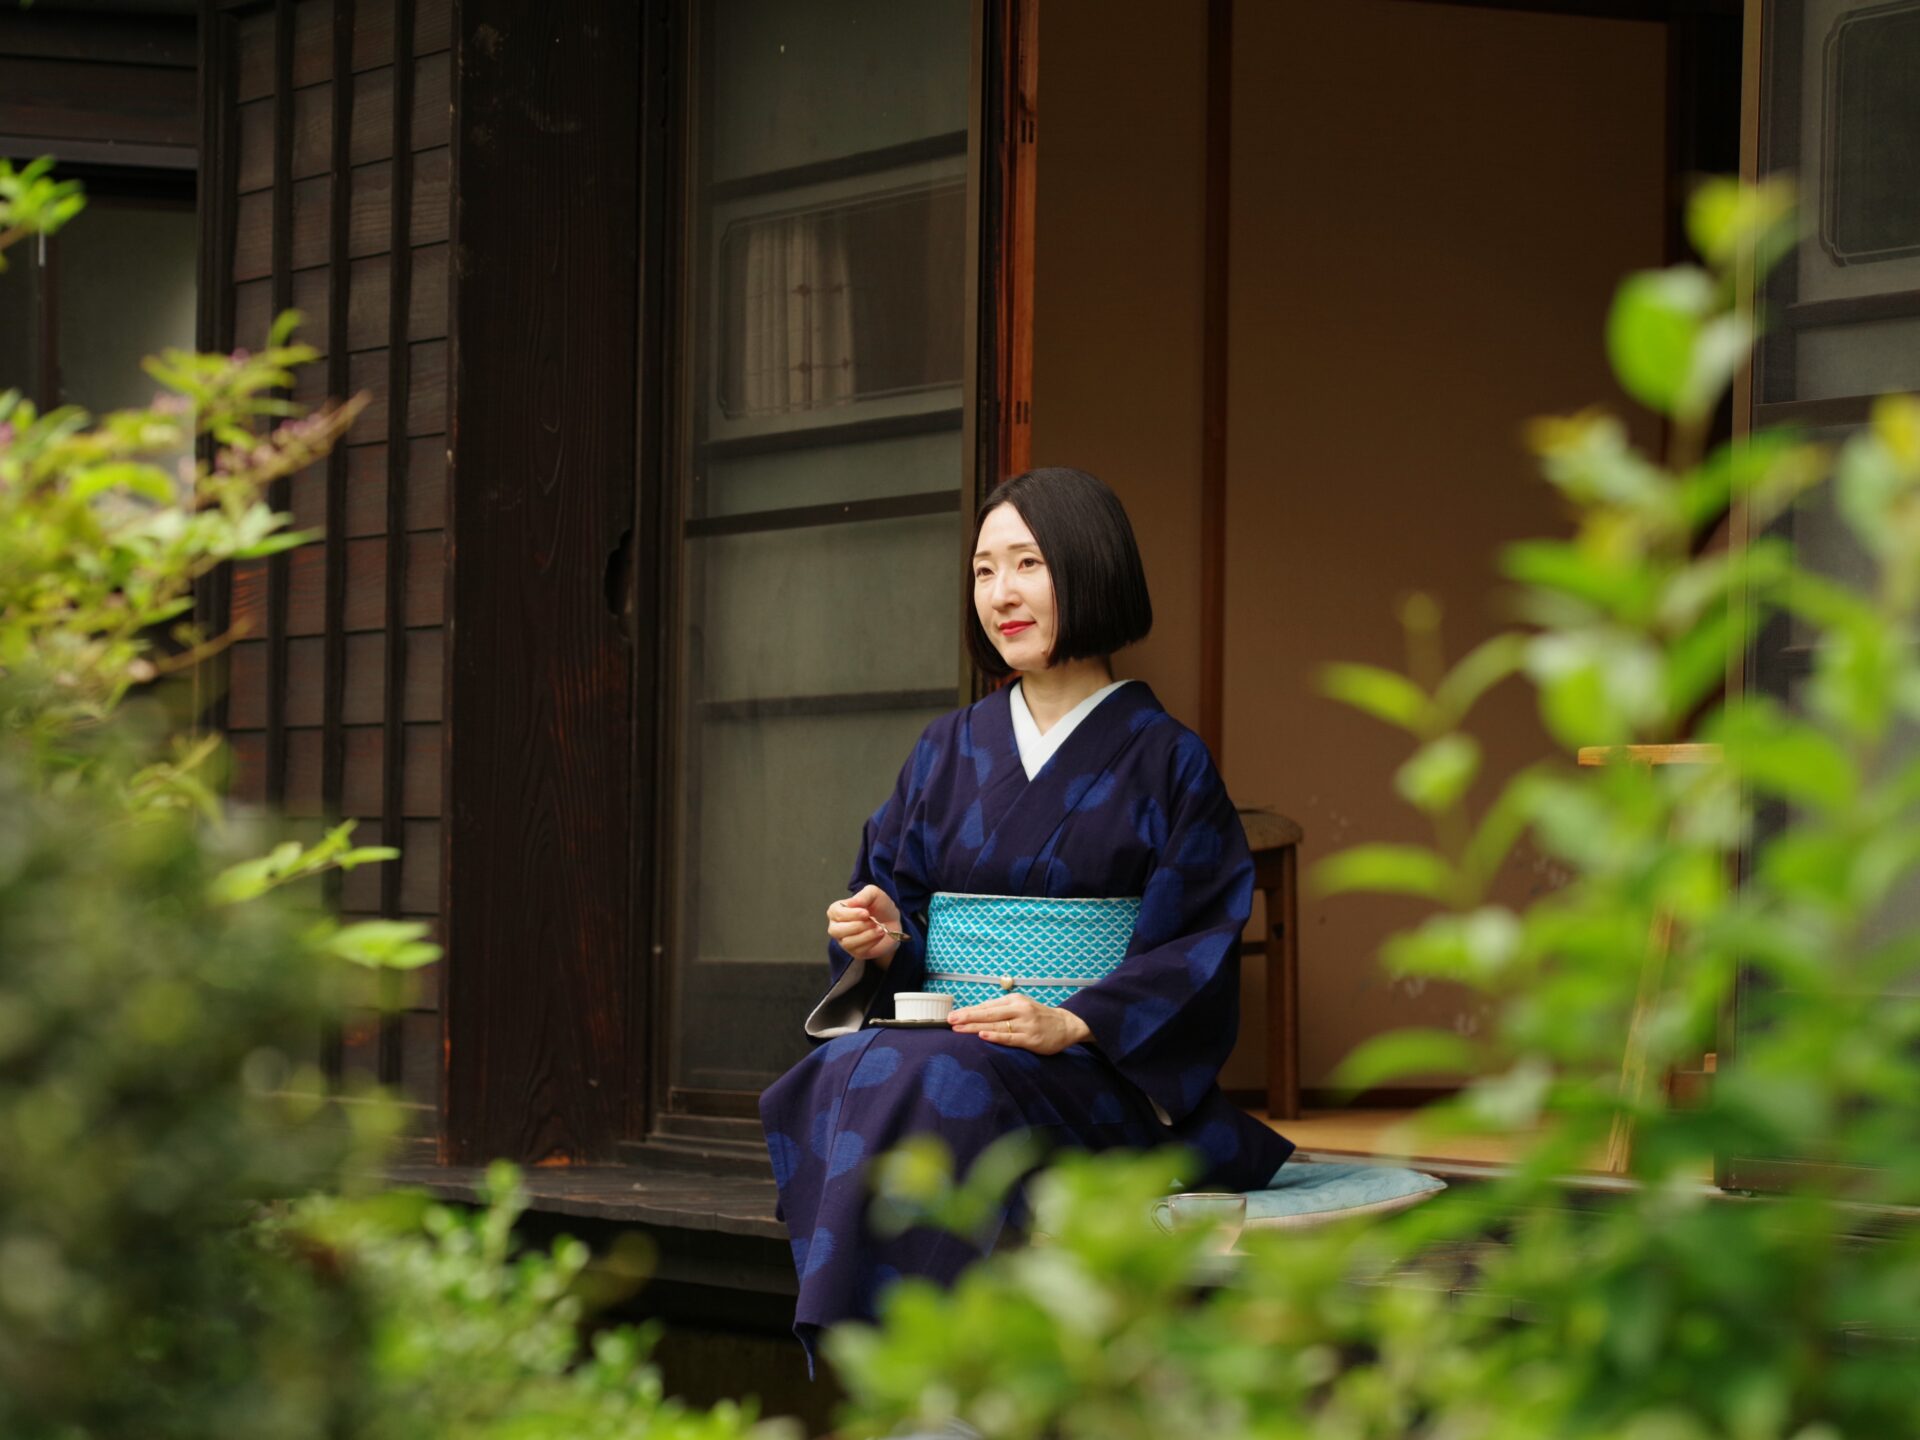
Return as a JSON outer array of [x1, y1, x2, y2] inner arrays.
[[1395, 733, 1481, 815], [1711, 702, 1856, 813], [1503, 540, 1653, 622], [1434, 633, 1527, 724], [1314, 844, 1456, 902], [69, 462, 177, 505], [1332, 1028, 1480, 1096], [1681, 312, 1754, 420], [1607, 267, 1715, 416], [232, 527, 321, 560], [324, 919, 442, 971], [268, 308, 307, 348], [1686, 174, 1795, 271], [1318, 663, 1435, 734], [1381, 907, 1523, 987]]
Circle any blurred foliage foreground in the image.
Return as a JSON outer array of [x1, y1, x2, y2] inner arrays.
[[0, 158, 791, 1440], [5, 150, 1920, 1440]]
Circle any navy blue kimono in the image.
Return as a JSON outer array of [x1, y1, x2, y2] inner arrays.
[[758, 680, 1294, 1352]]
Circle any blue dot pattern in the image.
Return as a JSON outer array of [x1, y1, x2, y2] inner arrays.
[[921, 1053, 993, 1118], [922, 892, 1142, 1009]]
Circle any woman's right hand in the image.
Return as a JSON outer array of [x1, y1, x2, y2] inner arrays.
[[827, 884, 904, 969]]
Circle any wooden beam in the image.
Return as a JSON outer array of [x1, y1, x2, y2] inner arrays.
[[378, 0, 416, 1092], [193, 3, 240, 739], [1200, 0, 1231, 764], [445, 0, 642, 1165], [264, 0, 293, 812], [990, 0, 1037, 486], [321, 0, 356, 1078]]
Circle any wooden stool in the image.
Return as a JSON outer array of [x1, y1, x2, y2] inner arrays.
[[1238, 807, 1305, 1120]]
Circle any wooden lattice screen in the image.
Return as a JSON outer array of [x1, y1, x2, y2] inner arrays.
[[201, 0, 451, 1119]]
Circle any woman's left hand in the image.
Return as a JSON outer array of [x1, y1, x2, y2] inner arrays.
[[950, 994, 1091, 1055]]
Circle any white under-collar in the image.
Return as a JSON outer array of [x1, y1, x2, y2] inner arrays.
[[1009, 678, 1131, 781]]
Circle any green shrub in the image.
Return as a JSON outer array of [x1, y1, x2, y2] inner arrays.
[[0, 158, 793, 1440]]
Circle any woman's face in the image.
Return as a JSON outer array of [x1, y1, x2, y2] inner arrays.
[[973, 502, 1056, 672]]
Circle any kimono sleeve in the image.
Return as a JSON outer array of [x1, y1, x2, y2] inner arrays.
[[801, 730, 936, 1039], [1060, 731, 1255, 1124]]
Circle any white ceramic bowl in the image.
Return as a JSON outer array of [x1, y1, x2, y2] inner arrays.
[[895, 992, 954, 1023]]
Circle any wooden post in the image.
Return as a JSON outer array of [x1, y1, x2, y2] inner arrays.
[[444, 0, 644, 1164]]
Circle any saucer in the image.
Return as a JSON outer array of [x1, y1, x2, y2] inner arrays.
[[869, 1017, 953, 1029]]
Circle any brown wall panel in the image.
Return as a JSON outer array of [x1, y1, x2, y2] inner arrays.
[[344, 435, 447, 534], [342, 724, 382, 814], [408, 242, 449, 337], [351, 0, 394, 71], [351, 0, 450, 72], [339, 629, 443, 727], [343, 631, 386, 723], [232, 190, 272, 282], [347, 160, 392, 257], [292, 364, 329, 415], [234, 268, 332, 356], [348, 55, 451, 164], [403, 629, 443, 721], [287, 542, 326, 635], [228, 640, 269, 730], [336, 724, 441, 816], [236, 96, 273, 193], [284, 720, 440, 819], [344, 150, 449, 259], [409, 147, 450, 244], [289, 467, 325, 534], [236, 9, 275, 102], [0, 55, 196, 149], [285, 727, 324, 816], [398, 819, 438, 912], [343, 444, 388, 535], [347, 243, 449, 349], [290, 174, 331, 270], [290, 0, 332, 89], [289, 532, 444, 635], [406, 339, 447, 433], [290, 81, 334, 183], [229, 731, 267, 806], [349, 64, 397, 165], [230, 559, 269, 642], [344, 339, 446, 436], [239, 177, 336, 278], [287, 635, 325, 725]]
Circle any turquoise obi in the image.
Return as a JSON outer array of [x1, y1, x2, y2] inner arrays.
[[922, 892, 1141, 1008]]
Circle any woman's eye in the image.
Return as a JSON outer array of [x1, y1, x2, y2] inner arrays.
[[1019, 557, 1040, 569]]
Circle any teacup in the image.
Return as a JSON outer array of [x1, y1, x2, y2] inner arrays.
[[895, 992, 954, 1023], [1150, 1191, 1246, 1252]]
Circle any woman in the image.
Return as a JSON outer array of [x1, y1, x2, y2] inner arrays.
[[759, 467, 1294, 1357]]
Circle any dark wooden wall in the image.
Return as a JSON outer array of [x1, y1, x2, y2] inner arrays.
[[204, 0, 452, 1119], [0, 9, 197, 170]]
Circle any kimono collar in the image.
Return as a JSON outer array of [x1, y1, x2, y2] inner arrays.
[[1009, 678, 1133, 780]]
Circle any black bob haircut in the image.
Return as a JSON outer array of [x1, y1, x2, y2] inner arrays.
[[965, 466, 1154, 678]]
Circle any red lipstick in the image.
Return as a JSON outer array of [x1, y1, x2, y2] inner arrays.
[[998, 621, 1034, 636]]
